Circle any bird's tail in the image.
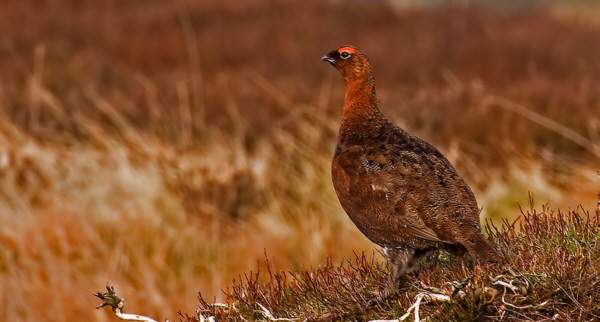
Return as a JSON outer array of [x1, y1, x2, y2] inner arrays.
[[462, 233, 502, 263]]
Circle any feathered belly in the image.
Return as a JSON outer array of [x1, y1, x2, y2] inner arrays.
[[331, 151, 460, 249], [333, 158, 432, 248]]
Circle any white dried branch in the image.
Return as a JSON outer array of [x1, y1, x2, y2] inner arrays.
[[198, 315, 216, 322], [197, 302, 231, 322], [493, 280, 519, 293], [255, 302, 299, 321], [94, 285, 165, 322], [114, 309, 162, 322], [500, 286, 552, 311], [369, 291, 451, 322], [502, 298, 552, 310]]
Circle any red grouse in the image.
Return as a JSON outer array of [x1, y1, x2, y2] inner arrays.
[[322, 45, 501, 288]]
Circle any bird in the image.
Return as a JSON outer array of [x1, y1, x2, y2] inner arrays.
[[321, 45, 501, 289]]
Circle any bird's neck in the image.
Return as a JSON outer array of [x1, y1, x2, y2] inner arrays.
[[340, 76, 382, 128]]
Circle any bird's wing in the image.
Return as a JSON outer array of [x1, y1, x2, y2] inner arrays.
[[395, 204, 445, 243], [374, 147, 455, 245], [367, 157, 448, 244], [335, 141, 455, 246]]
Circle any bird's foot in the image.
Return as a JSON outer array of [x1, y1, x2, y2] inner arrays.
[[366, 275, 409, 307], [366, 287, 396, 308]]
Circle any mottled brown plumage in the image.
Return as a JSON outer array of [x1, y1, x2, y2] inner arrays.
[[322, 45, 501, 287]]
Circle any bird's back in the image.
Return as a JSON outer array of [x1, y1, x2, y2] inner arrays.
[[332, 115, 498, 261]]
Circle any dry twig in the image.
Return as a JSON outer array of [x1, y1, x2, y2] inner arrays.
[[255, 302, 300, 321], [94, 285, 164, 322], [369, 291, 451, 322], [483, 96, 600, 159]]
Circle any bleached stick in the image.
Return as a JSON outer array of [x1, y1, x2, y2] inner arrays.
[[94, 285, 165, 322]]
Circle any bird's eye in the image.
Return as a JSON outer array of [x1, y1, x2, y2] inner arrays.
[[340, 51, 351, 59]]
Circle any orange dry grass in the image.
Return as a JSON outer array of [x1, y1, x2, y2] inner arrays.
[[0, 113, 371, 320], [0, 1, 599, 321]]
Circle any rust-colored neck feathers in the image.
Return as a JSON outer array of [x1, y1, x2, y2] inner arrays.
[[323, 46, 381, 128], [342, 60, 379, 124]]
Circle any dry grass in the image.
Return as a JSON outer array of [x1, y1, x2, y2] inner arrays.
[[193, 203, 600, 321], [0, 0, 599, 321], [0, 114, 371, 320]]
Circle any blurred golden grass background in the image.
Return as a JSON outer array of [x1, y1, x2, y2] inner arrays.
[[0, 0, 599, 320]]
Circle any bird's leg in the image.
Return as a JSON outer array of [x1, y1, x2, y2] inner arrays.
[[377, 247, 433, 301], [406, 248, 431, 273], [380, 247, 415, 298]]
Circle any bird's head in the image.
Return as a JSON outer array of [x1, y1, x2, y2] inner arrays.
[[321, 45, 373, 84]]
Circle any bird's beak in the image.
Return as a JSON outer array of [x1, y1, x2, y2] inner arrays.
[[321, 54, 336, 66]]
